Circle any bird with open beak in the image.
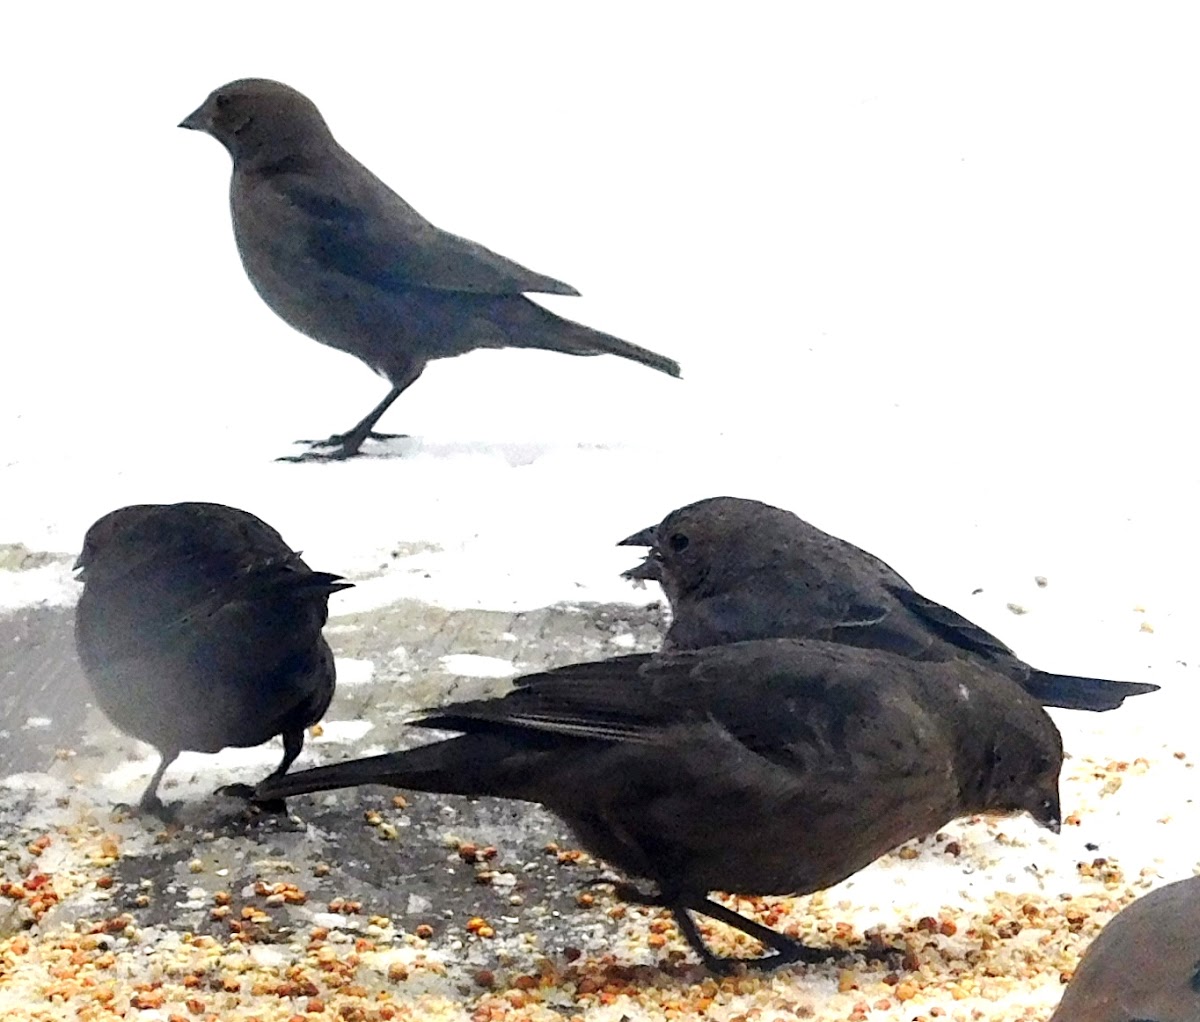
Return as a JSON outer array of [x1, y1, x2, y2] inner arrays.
[[620, 496, 1159, 713]]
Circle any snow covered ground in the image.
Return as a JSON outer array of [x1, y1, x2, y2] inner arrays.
[[2, 5, 1198, 1021]]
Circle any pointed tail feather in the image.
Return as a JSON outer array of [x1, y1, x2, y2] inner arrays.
[[1026, 671, 1159, 712], [254, 735, 517, 803], [514, 300, 681, 377], [585, 333, 682, 378]]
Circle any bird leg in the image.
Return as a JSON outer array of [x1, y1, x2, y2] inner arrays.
[[598, 881, 836, 971], [683, 896, 843, 969], [130, 749, 178, 819], [282, 365, 424, 461], [672, 909, 735, 974], [218, 729, 305, 812]]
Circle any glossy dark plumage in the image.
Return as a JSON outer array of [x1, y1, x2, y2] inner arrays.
[[73, 501, 350, 814]]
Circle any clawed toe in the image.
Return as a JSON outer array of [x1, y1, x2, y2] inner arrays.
[[277, 448, 357, 463], [592, 880, 668, 906], [216, 783, 288, 815], [115, 797, 176, 823]]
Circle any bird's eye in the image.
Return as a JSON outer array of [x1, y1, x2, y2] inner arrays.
[[215, 94, 231, 110], [668, 533, 689, 553]]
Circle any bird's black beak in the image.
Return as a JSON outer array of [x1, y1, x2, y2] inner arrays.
[[618, 525, 661, 582], [178, 105, 208, 132], [622, 555, 662, 583], [618, 525, 657, 548], [1032, 792, 1062, 834]]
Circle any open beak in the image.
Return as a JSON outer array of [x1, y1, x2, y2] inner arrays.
[[178, 105, 208, 131], [618, 524, 661, 582], [618, 525, 657, 548], [622, 555, 662, 582]]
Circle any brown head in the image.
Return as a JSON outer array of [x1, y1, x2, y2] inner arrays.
[[960, 674, 1064, 833], [179, 79, 334, 167], [619, 496, 816, 603]]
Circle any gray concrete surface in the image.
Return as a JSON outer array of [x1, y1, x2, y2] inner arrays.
[[0, 591, 680, 984]]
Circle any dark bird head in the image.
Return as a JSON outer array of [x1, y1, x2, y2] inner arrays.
[[74, 505, 159, 581], [974, 720, 1064, 834], [179, 79, 333, 166], [620, 496, 814, 602]]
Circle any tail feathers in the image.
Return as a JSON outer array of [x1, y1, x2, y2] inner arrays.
[[1025, 670, 1159, 712], [518, 302, 681, 378], [293, 571, 355, 597], [254, 734, 516, 803], [584, 333, 682, 378], [240, 567, 353, 602]]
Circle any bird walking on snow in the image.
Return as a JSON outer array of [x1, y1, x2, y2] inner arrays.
[[179, 78, 681, 461]]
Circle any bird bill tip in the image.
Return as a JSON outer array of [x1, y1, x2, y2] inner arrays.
[[621, 557, 661, 583], [617, 525, 657, 548], [178, 108, 207, 131], [1033, 796, 1062, 834]]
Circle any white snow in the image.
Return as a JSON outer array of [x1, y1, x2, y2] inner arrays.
[[2, 6, 1199, 1018], [333, 657, 376, 686], [439, 654, 520, 679]]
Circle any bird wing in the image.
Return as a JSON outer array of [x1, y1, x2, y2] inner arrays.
[[83, 503, 350, 678], [415, 641, 904, 774], [279, 174, 581, 297], [883, 583, 1015, 659]]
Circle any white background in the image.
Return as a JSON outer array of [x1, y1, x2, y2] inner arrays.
[[2, 3, 1197, 679]]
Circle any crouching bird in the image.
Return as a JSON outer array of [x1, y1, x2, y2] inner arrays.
[[257, 638, 1062, 971], [74, 501, 351, 815], [179, 78, 681, 461]]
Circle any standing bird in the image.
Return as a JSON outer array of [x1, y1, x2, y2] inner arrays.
[[179, 79, 681, 461], [74, 502, 351, 815], [1049, 875, 1200, 1022], [258, 638, 1062, 971], [620, 496, 1159, 712]]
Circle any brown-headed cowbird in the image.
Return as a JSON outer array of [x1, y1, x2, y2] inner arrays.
[[179, 79, 681, 461], [1049, 875, 1200, 1021], [257, 638, 1062, 971], [621, 496, 1158, 712], [74, 502, 351, 815]]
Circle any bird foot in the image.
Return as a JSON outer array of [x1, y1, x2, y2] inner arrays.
[[111, 797, 177, 823], [602, 880, 670, 907], [215, 783, 288, 815], [688, 936, 846, 975], [862, 940, 913, 970], [279, 430, 409, 462]]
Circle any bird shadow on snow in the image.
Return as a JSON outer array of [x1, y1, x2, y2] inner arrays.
[[284, 436, 612, 468]]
